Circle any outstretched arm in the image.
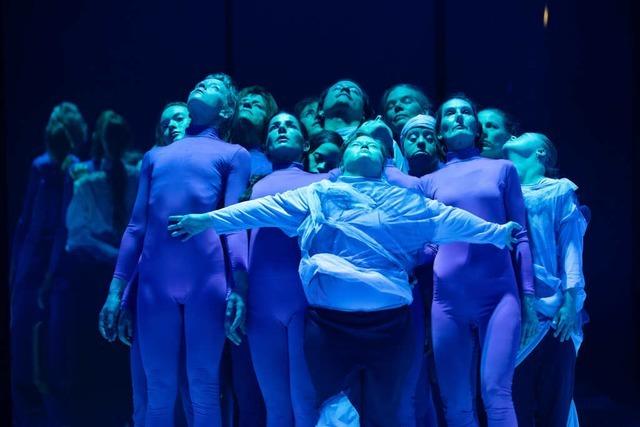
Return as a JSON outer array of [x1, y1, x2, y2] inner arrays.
[[168, 187, 311, 241], [422, 198, 521, 249]]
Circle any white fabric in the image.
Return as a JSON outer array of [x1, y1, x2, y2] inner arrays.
[[66, 165, 139, 262], [209, 176, 510, 311], [519, 177, 587, 353], [316, 392, 359, 427]]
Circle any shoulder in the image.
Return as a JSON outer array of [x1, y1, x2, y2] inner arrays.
[[74, 170, 106, 192]]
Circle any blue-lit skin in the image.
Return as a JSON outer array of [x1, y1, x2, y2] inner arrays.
[[245, 113, 323, 427], [438, 98, 480, 150], [383, 86, 427, 137], [265, 113, 310, 163], [402, 126, 439, 177], [321, 80, 366, 132], [307, 142, 340, 173], [187, 77, 234, 127], [299, 100, 323, 137], [234, 93, 270, 150], [479, 109, 512, 159], [159, 104, 191, 146], [340, 135, 386, 178]]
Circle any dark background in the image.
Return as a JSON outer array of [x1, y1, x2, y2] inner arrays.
[[2, 0, 638, 423]]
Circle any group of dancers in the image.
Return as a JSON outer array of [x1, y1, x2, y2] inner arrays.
[[10, 72, 588, 427]]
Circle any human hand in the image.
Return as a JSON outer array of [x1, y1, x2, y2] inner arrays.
[[553, 292, 577, 342], [225, 291, 246, 346], [99, 293, 121, 342], [168, 213, 213, 241], [503, 221, 522, 250], [117, 306, 134, 346], [520, 294, 539, 347]]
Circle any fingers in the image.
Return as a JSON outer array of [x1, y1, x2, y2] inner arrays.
[[99, 308, 116, 342], [168, 215, 184, 223]]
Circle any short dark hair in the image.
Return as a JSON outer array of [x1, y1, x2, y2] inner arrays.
[[380, 83, 432, 115], [435, 92, 483, 152], [479, 107, 519, 135], [308, 129, 343, 152], [231, 86, 279, 143], [294, 97, 320, 119], [317, 80, 375, 126]]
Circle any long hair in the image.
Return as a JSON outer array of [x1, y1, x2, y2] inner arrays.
[[96, 110, 132, 233]]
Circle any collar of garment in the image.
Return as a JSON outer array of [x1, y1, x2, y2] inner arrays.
[[446, 146, 481, 164], [186, 126, 220, 139], [272, 161, 304, 171]]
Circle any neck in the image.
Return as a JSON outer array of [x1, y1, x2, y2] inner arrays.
[[324, 116, 359, 132], [509, 152, 545, 185], [233, 122, 262, 149], [408, 156, 439, 177]]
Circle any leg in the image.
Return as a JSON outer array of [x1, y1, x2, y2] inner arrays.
[[360, 308, 414, 427], [130, 321, 147, 427], [478, 293, 520, 427], [431, 300, 479, 427], [183, 273, 227, 427], [178, 332, 194, 427], [287, 310, 318, 427], [10, 289, 46, 427], [137, 285, 182, 427], [512, 340, 539, 427], [230, 338, 265, 427], [535, 332, 576, 427], [249, 315, 295, 427]]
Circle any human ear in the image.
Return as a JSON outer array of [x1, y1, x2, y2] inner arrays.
[[303, 140, 310, 153], [219, 105, 233, 120]]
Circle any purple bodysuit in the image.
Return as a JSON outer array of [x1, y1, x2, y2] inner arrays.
[[248, 163, 326, 427], [113, 128, 250, 427], [420, 147, 533, 427]]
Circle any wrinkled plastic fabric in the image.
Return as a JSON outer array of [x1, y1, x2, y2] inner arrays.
[[521, 178, 587, 353], [209, 176, 508, 311], [316, 392, 359, 427]]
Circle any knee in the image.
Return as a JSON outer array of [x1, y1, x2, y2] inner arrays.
[[481, 382, 513, 411]]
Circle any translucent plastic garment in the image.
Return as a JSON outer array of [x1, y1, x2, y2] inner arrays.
[[209, 176, 511, 312], [517, 177, 587, 361]]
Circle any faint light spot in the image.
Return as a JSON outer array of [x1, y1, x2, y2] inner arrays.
[[543, 5, 549, 28]]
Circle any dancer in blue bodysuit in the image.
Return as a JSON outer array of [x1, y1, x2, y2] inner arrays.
[[100, 102, 194, 427], [100, 73, 250, 427], [247, 112, 326, 427], [169, 121, 523, 426], [10, 102, 86, 427], [419, 95, 536, 427]]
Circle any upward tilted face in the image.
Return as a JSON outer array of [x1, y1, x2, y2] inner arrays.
[[308, 142, 341, 173], [265, 113, 307, 163], [384, 86, 426, 134], [159, 105, 191, 145], [502, 133, 542, 158], [438, 98, 479, 151], [187, 78, 231, 122], [341, 135, 386, 177], [322, 80, 365, 118], [299, 101, 322, 136], [479, 109, 511, 159], [236, 93, 269, 128]]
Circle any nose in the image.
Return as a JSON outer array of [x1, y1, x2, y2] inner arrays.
[[455, 112, 464, 123], [278, 124, 287, 133], [340, 86, 351, 94], [394, 104, 404, 112], [417, 140, 426, 150]]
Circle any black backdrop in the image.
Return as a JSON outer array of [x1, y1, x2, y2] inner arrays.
[[2, 0, 638, 420]]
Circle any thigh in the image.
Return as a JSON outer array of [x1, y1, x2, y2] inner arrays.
[[431, 300, 478, 412], [287, 310, 318, 427], [478, 293, 520, 397]]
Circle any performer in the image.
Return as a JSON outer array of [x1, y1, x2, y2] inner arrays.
[[246, 112, 325, 426], [400, 114, 445, 426], [478, 108, 517, 159], [294, 97, 323, 138], [106, 102, 193, 427], [420, 94, 536, 427], [381, 83, 432, 140], [503, 133, 587, 427], [99, 73, 250, 427], [10, 102, 86, 427], [305, 130, 342, 173], [168, 121, 523, 426], [230, 85, 278, 177]]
